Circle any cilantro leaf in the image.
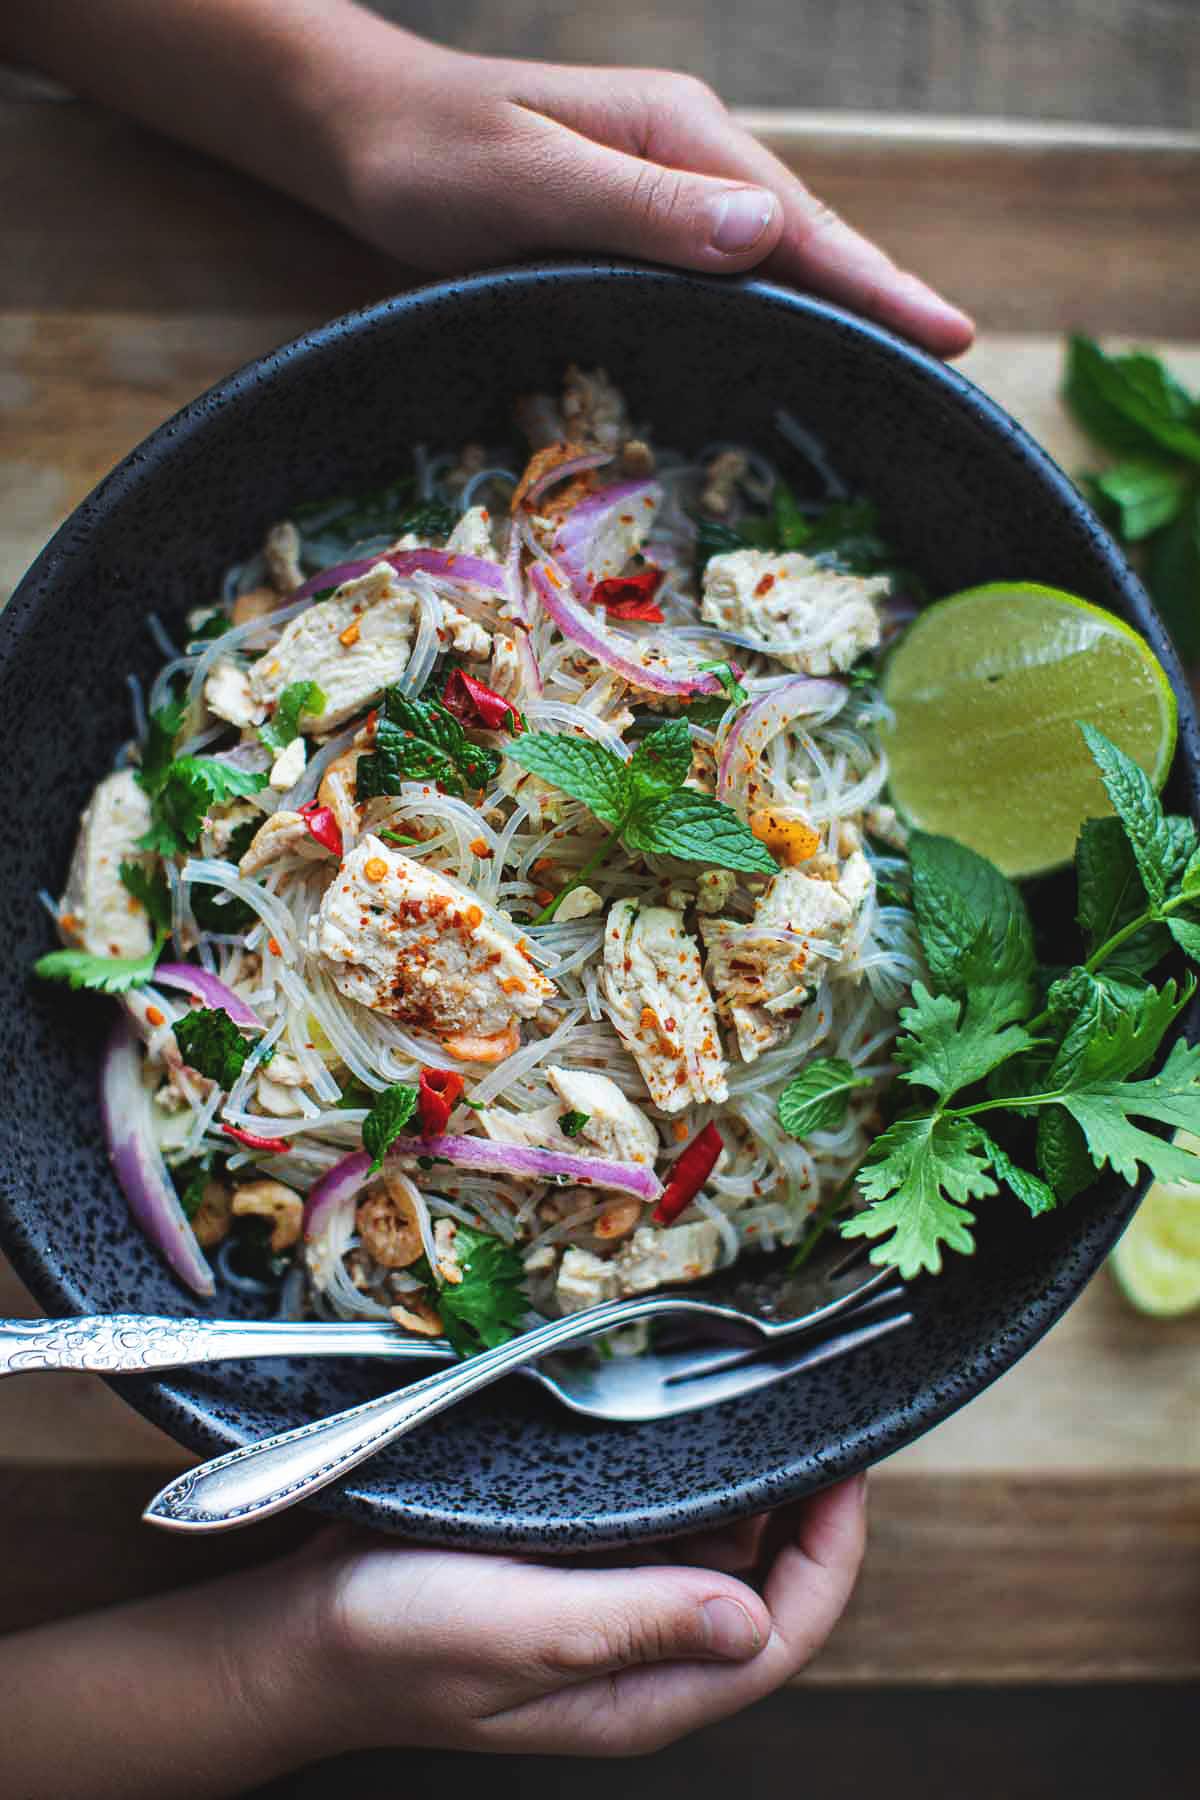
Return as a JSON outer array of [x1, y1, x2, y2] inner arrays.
[[778, 1057, 872, 1138], [362, 1083, 420, 1175], [976, 1132, 1057, 1218], [174, 1007, 254, 1089], [139, 759, 269, 857], [1053, 1027, 1200, 1187], [842, 1114, 996, 1276], [894, 973, 1037, 1102], [259, 680, 326, 753], [435, 1226, 529, 1356], [505, 733, 631, 827], [559, 1110, 590, 1137], [1079, 723, 1173, 907], [628, 719, 693, 801], [118, 861, 172, 936], [696, 661, 749, 707], [33, 938, 163, 995], [623, 787, 778, 873], [1092, 459, 1188, 541], [135, 698, 187, 797]]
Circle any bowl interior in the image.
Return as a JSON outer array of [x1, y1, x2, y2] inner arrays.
[[2, 264, 1195, 1548]]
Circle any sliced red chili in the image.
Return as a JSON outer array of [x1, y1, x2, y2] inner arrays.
[[221, 1124, 290, 1154], [442, 668, 522, 734], [297, 801, 343, 857], [591, 567, 665, 623], [418, 1066, 466, 1136], [652, 1122, 724, 1225]]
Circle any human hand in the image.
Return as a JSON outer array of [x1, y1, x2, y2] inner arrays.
[[321, 44, 973, 357], [279, 1476, 866, 1757]]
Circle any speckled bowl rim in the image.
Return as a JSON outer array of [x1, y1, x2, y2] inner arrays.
[[4, 260, 1198, 1549]]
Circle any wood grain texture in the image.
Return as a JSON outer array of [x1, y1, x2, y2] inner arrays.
[[365, 0, 1200, 131], [2, 1460, 1198, 1684]]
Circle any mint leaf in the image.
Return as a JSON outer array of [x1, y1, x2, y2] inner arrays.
[[778, 1057, 872, 1138], [357, 688, 501, 801], [1147, 494, 1200, 663], [1075, 816, 1166, 973], [1064, 336, 1200, 464], [842, 1114, 995, 1276], [628, 719, 692, 801], [1079, 723, 1172, 907], [909, 832, 1035, 1000], [894, 974, 1036, 1102], [362, 1083, 420, 1174], [505, 733, 631, 828], [259, 680, 326, 753], [1035, 1106, 1094, 1202], [33, 938, 163, 995], [434, 1226, 529, 1356], [118, 861, 172, 936], [1168, 916, 1200, 961], [1093, 460, 1187, 541], [978, 1133, 1057, 1218], [624, 787, 778, 873], [191, 819, 259, 932], [558, 1110, 590, 1137], [174, 1006, 254, 1089]]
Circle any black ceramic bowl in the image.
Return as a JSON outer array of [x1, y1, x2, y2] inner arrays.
[[2, 263, 1195, 1550]]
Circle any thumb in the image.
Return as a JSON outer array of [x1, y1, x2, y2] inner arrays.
[[506, 112, 783, 271], [527, 1565, 772, 1680]]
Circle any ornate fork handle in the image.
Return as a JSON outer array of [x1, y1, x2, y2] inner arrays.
[[144, 1293, 745, 1532], [0, 1315, 449, 1377]]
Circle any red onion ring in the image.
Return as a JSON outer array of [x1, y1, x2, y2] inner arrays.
[[293, 550, 507, 606], [716, 676, 848, 805], [303, 1137, 661, 1240], [530, 564, 720, 699], [152, 963, 262, 1031], [521, 447, 614, 510], [552, 478, 663, 593], [100, 1014, 214, 1297]]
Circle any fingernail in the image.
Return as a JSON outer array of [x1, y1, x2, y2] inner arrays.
[[710, 187, 777, 255], [701, 1595, 763, 1660]]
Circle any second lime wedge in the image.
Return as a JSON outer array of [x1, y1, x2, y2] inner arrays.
[[1111, 1133, 1200, 1317], [881, 582, 1176, 878]]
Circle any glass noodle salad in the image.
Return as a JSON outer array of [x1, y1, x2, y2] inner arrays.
[[36, 365, 925, 1355]]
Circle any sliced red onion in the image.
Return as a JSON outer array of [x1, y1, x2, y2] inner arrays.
[[716, 676, 849, 806], [521, 447, 613, 510], [303, 1136, 661, 1240], [293, 550, 507, 606], [530, 564, 720, 699], [552, 479, 663, 592], [152, 963, 262, 1030], [101, 1014, 214, 1297]]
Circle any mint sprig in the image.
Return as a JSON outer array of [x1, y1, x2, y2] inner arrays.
[[508, 718, 776, 919], [362, 1082, 420, 1174], [174, 1007, 257, 1090], [355, 687, 501, 801]]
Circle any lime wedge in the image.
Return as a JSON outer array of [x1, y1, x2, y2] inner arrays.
[[881, 583, 1176, 878], [1111, 1133, 1200, 1317]]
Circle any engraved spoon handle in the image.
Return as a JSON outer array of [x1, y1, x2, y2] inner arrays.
[[0, 1315, 451, 1377], [144, 1293, 712, 1532]]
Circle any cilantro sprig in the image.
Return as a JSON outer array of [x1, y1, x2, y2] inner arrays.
[[1065, 335, 1200, 660], [779, 725, 1200, 1277], [432, 1227, 529, 1357], [134, 698, 268, 856], [508, 718, 776, 920], [258, 681, 325, 754], [355, 686, 502, 801], [33, 937, 164, 995]]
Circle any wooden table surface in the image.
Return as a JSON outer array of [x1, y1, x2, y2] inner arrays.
[[2, 95, 1199, 1687]]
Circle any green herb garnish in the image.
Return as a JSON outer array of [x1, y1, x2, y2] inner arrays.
[[355, 687, 502, 801], [33, 937, 164, 995], [258, 680, 326, 753], [174, 1007, 256, 1090], [558, 1110, 590, 1137], [434, 1226, 529, 1357], [778, 725, 1200, 1278], [777, 1058, 873, 1138], [118, 861, 172, 935], [1064, 335, 1200, 659], [361, 1082, 420, 1174], [134, 701, 269, 855], [508, 718, 776, 920]]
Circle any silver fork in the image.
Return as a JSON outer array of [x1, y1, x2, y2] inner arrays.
[[139, 1249, 910, 1534]]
